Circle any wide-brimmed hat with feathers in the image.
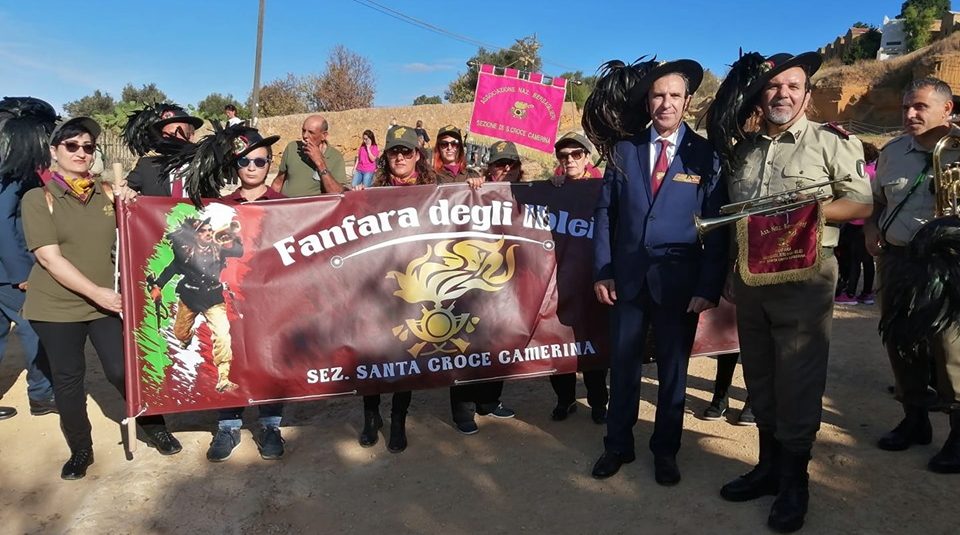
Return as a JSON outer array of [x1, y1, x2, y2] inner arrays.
[[163, 122, 279, 207], [581, 56, 702, 163], [704, 50, 822, 178], [123, 103, 203, 157], [0, 97, 59, 184]]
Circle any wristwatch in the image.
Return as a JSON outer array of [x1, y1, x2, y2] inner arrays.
[[317, 168, 330, 176]]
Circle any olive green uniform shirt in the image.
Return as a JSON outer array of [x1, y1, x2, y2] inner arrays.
[[873, 126, 960, 246], [277, 140, 348, 197], [728, 116, 873, 247], [22, 181, 116, 322]]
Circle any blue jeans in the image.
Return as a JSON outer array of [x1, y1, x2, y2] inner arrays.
[[352, 170, 374, 188], [0, 283, 54, 401], [218, 403, 283, 430]]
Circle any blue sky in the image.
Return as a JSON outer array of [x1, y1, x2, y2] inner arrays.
[[0, 0, 944, 113]]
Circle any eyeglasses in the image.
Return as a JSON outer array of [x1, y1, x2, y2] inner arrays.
[[236, 157, 271, 168], [60, 141, 96, 155], [439, 140, 460, 149], [490, 159, 516, 168], [198, 227, 213, 234], [387, 146, 415, 159], [557, 149, 586, 162]]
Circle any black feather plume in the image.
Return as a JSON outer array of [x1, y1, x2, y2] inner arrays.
[[122, 104, 164, 157], [0, 97, 59, 185], [163, 121, 242, 207], [879, 216, 960, 361], [703, 51, 767, 178], [581, 56, 659, 164]]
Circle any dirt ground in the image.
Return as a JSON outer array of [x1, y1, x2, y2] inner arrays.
[[0, 304, 956, 535]]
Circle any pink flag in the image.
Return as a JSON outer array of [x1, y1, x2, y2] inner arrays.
[[470, 64, 567, 153]]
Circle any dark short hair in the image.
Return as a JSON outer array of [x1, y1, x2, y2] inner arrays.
[[224, 104, 237, 112], [50, 123, 97, 146], [906, 77, 953, 101], [862, 142, 879, 163]]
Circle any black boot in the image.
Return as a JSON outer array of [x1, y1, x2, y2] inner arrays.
[[721, 430, 780, 501], [388, 412, 407, 453], [928, 411, 960, 474], [878, 404, 932, 451], [61, 449, 95, 480], [359, 409, 382, 447], [767, 450, 810, 533]]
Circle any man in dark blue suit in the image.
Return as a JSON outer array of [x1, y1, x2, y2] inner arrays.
[[584, 59, 728, 484]]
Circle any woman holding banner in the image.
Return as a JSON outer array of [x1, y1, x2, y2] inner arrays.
[[21, 117, 181, 480], [432, 125, 479, 183], [354, 124, 438, 452]]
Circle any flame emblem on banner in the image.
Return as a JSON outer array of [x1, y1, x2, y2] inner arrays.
[[387, 239, 517, 357], [510, 101, 532, 119]]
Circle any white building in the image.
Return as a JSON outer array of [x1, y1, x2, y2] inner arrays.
[[878, 15, 906, 60]]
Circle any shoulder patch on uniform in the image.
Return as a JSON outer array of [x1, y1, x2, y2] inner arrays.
[[823, 122, 851, 140]]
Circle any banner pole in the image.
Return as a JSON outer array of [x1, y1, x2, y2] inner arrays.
[[465, 61, 582, 85]]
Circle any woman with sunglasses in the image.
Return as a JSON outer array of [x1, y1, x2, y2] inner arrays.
[[432, 125, 481, 183], [21, 117, 181, 480], [351, 130, 379, 188], [199, 127, 291, 462], [353, 125, 438, 452], [551, 131, 603, 186], [467, 140, 524, 189]]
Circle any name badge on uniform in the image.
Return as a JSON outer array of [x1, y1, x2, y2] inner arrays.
[[673, 173, 701, 184]]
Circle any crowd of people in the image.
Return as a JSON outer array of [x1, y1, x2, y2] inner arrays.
[[1, 47, 959, 534]]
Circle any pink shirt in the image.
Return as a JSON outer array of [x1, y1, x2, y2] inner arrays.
[[355, 144, 379, 173]]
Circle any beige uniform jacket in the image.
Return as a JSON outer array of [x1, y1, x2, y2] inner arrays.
[[728, 116, 873, 247]]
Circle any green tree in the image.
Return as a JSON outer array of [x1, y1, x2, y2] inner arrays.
[[194, 93, 247, 122], [900, 0, 950, 17], [256, 74, 309, 117], [852, 21, 871, 28], [120, 83, 168, 105], [413, 94, 442, 105], [445, 35, 543, 103], [903, 4, 939, 51], [559, 71, 597, 110], [63, 90, 116, 118], [842, 28, 883, 64]]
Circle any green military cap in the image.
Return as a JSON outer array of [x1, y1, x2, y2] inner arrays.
[[384, 125, 419, 151], [554, 131, 594, 153], [489, 140, 520, 162], [437, 124, 463, 141]]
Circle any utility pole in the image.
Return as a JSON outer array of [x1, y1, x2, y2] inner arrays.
[[250, 0, 265, 126]]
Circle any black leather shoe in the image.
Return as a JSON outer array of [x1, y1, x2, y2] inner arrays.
[[767, 451, 810, 533], [145, 428, 183, 455], [359, 409, 383, 447], [29, 397, 57, 416], [928, 412, 960, 474], [878, 406, 932, 451], [61, 449, 94, 480], [551, 402, 577, 421], [591, 451, 635, 479], [388, 413, 407, 453], [654, 455, 681, 486], [591, 406, 607, 425], [0, 406, 15, 420]]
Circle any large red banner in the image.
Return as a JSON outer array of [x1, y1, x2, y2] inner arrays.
[[119, 182, 738, 417], [469, 64, 567, 153]]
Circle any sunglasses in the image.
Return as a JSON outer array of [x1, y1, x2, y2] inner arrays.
[[490, 159, 516, 168], [438, 140, 460, 149], [236, 157, 272, 168], [198, 227, 213, 234], [557, 149, 586, 161], [387, 146, 415, 159], [60, 141, 96, 155]]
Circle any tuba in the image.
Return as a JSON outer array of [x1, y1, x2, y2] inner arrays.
[[931, 134, 960, 217]]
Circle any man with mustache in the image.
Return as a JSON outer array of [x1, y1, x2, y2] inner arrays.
[[865, 77, 960, 476], [708, 52, 873, 533]]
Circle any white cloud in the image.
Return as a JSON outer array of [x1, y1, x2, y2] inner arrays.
[[401, 62, 456, 73]]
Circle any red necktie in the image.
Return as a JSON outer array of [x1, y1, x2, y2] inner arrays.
[[652, 139, 670, 197], [171, 177, 183, 198]]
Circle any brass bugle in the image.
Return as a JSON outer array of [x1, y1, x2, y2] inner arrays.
[[695, 191, 834, 236], [720, 178, 851, 215]]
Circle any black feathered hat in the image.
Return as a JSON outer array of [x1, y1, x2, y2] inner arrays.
[[0, 97, 59, 184], [163, 122, 279, 207], [582, 56, 702, 163], [123, 103, 202, 157], [704, 50, 821, 178]]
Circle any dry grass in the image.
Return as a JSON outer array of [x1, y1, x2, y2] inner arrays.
[[816, 32, 960, 88]]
